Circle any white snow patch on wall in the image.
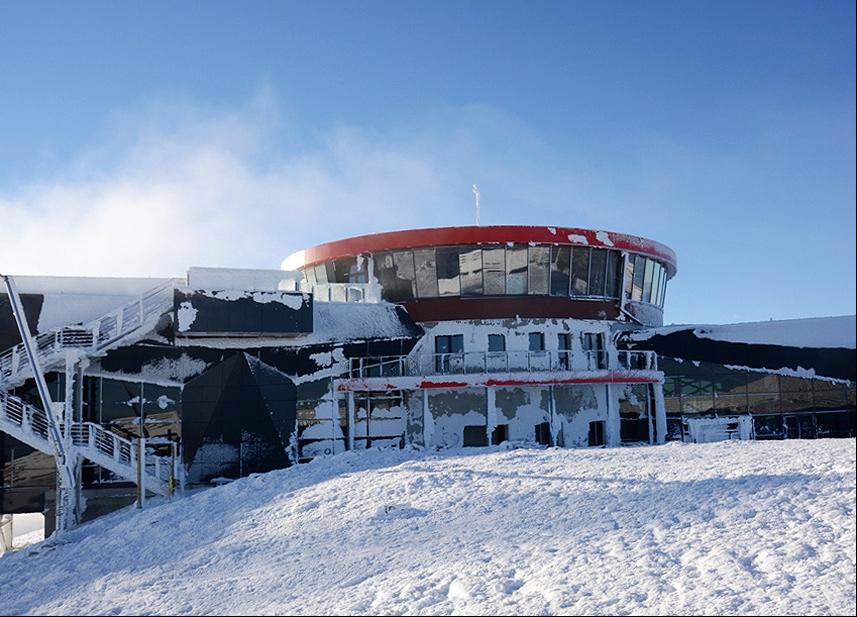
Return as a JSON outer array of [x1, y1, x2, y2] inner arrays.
[[176, 302, 198, 332], [567, 233, 588, 244], [595, 231, 614, 247]]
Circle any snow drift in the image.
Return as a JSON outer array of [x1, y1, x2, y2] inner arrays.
[[1, 441, 854, 615]]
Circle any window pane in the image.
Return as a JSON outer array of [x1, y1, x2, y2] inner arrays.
[[529, 332, 544, 351], [527, 246, 550, 295], [571, 247, 590, 296], [413, 248, 438, 298], [631, 255, 645, 301], [658, 269, 667, 306], [748, 393, 780, 414], [623, 253, 634, 300], [459, 247, 483, 296], [506, 246, 528, 295], [331, 258, 355, 283], [374, 251, 416, 302], [314, 263, 328, 284], [714, 394, 748, 414], [549, 246, 570, 296], [589, 248, 608, 297], [747, 374, 779, 394], [436, 247, 461, 296], [304, 267, 316, 286], [814, 384, 847, 410], [606, 251, 621, 298], [483, 248, 506, 295], [651, 264, 661, 306], [488, 334, 505, 352], [642, 258, 654, 303], [682, 395, 714, 415]]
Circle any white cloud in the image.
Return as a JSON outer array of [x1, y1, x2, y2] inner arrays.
[[0, 92, 612, 278]]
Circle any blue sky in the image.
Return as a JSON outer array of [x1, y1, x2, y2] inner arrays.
[[1, 1, 854, 325]]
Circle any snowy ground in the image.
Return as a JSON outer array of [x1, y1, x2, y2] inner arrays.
[[1, 440, 855, 616]]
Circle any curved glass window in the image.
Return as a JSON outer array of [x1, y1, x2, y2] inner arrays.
[[589, 248, 608, 297], [606, 250, 621, 298], [304, 245, 666, 309], [374, 251, 416, 302], [506, 247, 528, 295], [414, 248, 438, 298], [459, 246, 483, 296], [570, 247, 590, 296], [483, 248, 506, 295], [631, 254, 645, 301], [527, 246, 550, 295], [642, 258, 654, 304], [550, 246, 570, 296], [436, 247, 461, 296]]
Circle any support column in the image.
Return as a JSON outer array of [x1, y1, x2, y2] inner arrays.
[[347, 391, 355, 451], [549, 385, 560, 446], [605, 384, 622, 447], [652, 382, 667, 445], [422, 390, 433, 449], [485, 387, 496, 445]]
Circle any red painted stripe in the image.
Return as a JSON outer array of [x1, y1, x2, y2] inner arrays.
[[289, 225, 678, 277]]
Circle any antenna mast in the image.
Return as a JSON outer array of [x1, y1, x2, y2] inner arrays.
[[472, 184, 481, 226]]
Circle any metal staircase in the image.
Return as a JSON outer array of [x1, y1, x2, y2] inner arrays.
[[0, 281, 174, 389], [0, 390, 175, 496], [1, 276, 181, 532]]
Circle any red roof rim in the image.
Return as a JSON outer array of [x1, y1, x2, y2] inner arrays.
[[287, 225, 678, 277]]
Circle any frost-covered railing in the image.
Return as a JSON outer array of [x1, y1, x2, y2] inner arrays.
[[348, 350, 657, 378], [302, 282, 382, 303], [0, 282, 173, 387], [0, 390, 176, 496]]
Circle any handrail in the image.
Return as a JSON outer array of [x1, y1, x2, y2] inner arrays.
[[348, 349, 658, 378], [1, 390, 175, 493], [0, 282, 173, 386]]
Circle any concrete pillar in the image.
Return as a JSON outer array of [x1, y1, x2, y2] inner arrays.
[[485, 387, 496, 445], [652, 382, 667, 445], [605, 384, 622, 447]]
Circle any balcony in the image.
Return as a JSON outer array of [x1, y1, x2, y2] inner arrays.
[[347, 350, 658, 379]]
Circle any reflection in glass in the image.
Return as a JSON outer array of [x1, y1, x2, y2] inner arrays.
[[413, 248, 438, 298], [571, 247, 590, 295], [589, 248, 608, 297], [632, 255, 645, 301], [459, 247, 483, 296], [642, 258, 654, 303], [606, 250, 621, 298], [527, 246, 550, 295], [374, 251, 416, 302], [650, 264, 661, 306], [483, 248, 506, 295], [549, 246, 570, 296], [436, 247, 461, 296], [314, 263, 328, 284], [623, 253, 634, 300], [506, 247, 528, 295]]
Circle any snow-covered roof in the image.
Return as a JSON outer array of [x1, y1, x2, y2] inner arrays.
[[629, 315, 855, 350]]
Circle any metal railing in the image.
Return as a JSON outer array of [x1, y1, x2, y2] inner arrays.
[[303, 282, 382, 303], [1, 390, 175, 495], [0, 282, 173, 387], [348, 349, 657, 378]]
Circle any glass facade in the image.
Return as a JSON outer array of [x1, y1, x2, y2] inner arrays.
[[661, 358, 856, 439], [306, 245, 669, 307]]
